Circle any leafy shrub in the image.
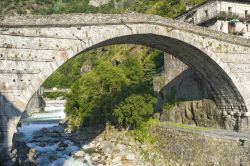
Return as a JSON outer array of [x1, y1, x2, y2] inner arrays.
[[113, 94, 156, 129]]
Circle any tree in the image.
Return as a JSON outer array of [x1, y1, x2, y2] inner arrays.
[[65, 61, 129, 128], [113, 94, 156, 129]]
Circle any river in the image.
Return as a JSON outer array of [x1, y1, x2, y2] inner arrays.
[[16, 104, 94, 166]]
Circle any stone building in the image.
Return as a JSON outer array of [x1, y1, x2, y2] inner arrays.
[[176, 0, 250, 38]]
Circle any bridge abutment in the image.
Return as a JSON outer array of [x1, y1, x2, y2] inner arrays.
[[0, 95, 23, 164]]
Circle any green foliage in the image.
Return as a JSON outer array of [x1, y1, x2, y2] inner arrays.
[[65, 60, 129, 128], [129, 118, 159, 143], [43, 92, 65, 99], [143, 50, 164, 87], [1, 0, 205, 18], [63, 44, 164, 129], [113, 94, 156, 129]]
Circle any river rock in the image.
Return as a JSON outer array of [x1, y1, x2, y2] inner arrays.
[[48, 155, 57, 162], [116, 144, 125, 151], [72, 150, 86, 158], [44, 132, 61, 137], [58, 141, 68, 148], [83, 147, 99, 154], [28, 148, 37, 162], [50, 126, 64, 133], [126, 153, 136, 161], [91, 153, 101, 162], [41, 127, 49, 133], [68, 135, 81, 144], [99, 140, 113, 154], [13, 140, 37, 166], [111, 156, 121, 164], [37, 142, 47, 147]]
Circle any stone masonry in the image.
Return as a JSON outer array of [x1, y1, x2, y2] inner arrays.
[[150, 124, 250, 165], [0, 13, 250, 163], [158, 54, 227, 129]]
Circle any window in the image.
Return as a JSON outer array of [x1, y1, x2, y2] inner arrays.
[[205, 10, 209, 17], [228, 7, 232, 14]]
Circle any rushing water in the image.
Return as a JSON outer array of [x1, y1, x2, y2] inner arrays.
[[17, 105, 94, 166]]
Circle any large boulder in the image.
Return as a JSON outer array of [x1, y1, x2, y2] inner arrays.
[[13, 141, 37, 166]]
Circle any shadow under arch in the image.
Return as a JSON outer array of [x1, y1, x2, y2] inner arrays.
[[0, 93, 23, 165]]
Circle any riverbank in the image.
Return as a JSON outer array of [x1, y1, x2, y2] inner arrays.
[[14, 105, 250, 166], [14, 108, 169, 166], [64, 124, 170, 166]]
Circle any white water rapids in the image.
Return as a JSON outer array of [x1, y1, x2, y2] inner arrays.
[[17, 104, 94, 166]]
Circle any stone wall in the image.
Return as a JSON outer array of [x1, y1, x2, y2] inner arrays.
[[150, 125, 250, 165], [158, 53, 240, 130], [156, 53, 247, 130]]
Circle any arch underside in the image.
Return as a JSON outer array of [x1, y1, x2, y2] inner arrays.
[[79, 34, 246, 114]]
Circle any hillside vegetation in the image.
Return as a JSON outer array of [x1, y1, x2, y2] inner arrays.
[[1, 0, 204, 17]]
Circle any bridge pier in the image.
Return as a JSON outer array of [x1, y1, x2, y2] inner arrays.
[[0, 95, 23, 165]]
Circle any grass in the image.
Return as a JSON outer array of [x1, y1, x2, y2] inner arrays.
[[154, 120, 211, 131]]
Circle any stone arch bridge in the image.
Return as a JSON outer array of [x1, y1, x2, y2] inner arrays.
[[0, 13, 250, 161]]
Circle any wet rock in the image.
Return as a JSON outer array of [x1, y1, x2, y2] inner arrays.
[[17, 123, 22, 127], [27, 148, 37, 163], [33, 135, 43, 139], [48, 155, 57, 162], [44, 132, 61, 137], [37, 142, 46, 147], [13, 140, 37, 166], [50, 126, 64, 133], [33, 137, 61, 143], [58, 141, 68, 148], [41, 128, 49, 133], [68, 135, 81, 144]]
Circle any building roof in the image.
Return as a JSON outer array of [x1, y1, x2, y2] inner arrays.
[[175, 0, 250, 19]]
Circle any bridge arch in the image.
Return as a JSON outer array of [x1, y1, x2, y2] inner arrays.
[[1, 13, 250, 161]]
